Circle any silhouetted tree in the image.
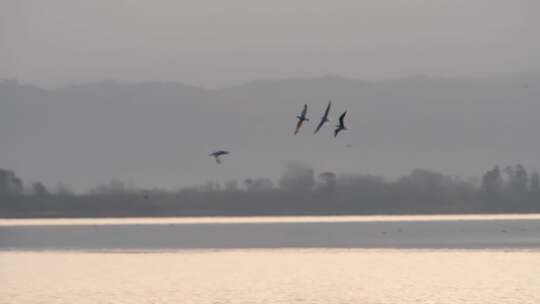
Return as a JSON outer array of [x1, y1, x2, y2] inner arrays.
[[201, 181, 220, 192], [317, 172, 337, 196], [504, 164, 528, 198], [0, 169, 23, 195], [56, 183, 74, 196], [32, 182, 49, 196], [224, 179, 239, 191], [278, 163, 315, 192], [244, 178, 274, 191], [90, 179, 127, 195], [398, 169, 454, 193], [3, 164, 540, 218], [530, 171, 540, 192], [482, 166, 503, 196]]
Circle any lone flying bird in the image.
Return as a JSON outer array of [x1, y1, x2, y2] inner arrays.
[[294, 104, 309, 134], [209, 150, 230, 164], [314, 100, 332, 134], [334, 111, 348, 137]]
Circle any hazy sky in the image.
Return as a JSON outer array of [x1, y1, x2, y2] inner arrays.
[[1, 0, 539, 88]]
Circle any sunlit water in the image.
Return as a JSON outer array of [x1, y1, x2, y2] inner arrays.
[[1, 215, 540, 303]]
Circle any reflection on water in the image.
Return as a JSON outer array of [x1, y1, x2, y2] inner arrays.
[[3, 214, 540, 226], [2, 249, 540, 304]]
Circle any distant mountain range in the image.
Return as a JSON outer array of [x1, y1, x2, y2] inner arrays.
[[1, 72, 539, 191]]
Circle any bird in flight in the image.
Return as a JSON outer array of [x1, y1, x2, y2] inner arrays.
[[209, 150, 230, 164], [314, 100, 332, 134], [294, 104, 309, 134], [334, 111, 348, 137]]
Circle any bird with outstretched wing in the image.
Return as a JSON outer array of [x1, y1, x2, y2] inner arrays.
[[294, 104, 309, 134], [334, 111, 348, 137], [209, 150, 230, 164], [314, 100, 332, 134]]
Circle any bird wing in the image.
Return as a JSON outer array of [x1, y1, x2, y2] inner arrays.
[[339, 111, 347, 126], [334, 127, 340, 137], [324, 101, 331, 118], [301, 104, 308, 117], [314, 119, 325, 134], [294, 119, 304, 134]]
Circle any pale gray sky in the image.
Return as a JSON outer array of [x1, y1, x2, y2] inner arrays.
[[1, 0, 539, 88]]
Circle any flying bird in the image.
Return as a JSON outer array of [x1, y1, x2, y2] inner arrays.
[[334, 111, 348, 137], [314, 100, 332, 134], [294, 104, 309, 134], [209, 150, 230, 164]]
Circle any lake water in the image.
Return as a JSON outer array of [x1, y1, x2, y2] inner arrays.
[[1, 215, 540, 303]]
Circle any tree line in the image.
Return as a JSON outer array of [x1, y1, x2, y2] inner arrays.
[[1, 164, 539, 218]]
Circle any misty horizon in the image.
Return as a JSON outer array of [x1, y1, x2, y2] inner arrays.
[[4, 68, 540, 90]]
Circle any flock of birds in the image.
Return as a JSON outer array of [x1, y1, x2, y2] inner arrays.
[[294, 100, 348, 136], [209, 100, 348, 164]]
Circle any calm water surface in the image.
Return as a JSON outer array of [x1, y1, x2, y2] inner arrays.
[[1, 215, 540, 303]]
